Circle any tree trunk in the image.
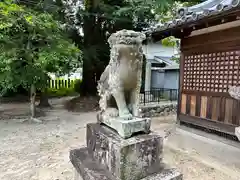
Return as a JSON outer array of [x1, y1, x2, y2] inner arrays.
[[30, 84, 36, 118], [81, 0, 99, 96], [38, 88, 51, 108], [81, 63, 97, 96], [80, 0, 136, 96]]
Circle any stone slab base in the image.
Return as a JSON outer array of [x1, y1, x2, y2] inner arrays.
[[235, 127, 240, 141], [70, 148, 183, 180], [97, 113, 151, 139]]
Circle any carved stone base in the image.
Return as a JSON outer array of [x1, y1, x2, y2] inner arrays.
[[70, 123, 183, 180], [235, 127, 240, 141], [97, 113, 151, 139], [87, 123, 162, 179], [70, 148, 183, 180]]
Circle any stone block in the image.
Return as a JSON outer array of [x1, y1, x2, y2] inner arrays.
[[235, 127, 240, 141], [86, 123, 163, 180], [97, 113, 151, 139], [70, 148, 183, 180]]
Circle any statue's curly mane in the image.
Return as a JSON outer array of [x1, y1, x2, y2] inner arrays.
[[109, 46, 120, 65]]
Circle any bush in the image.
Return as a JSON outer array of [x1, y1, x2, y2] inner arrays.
[[0, 85, 28, 97], [46, 78, 82, 97], [47, 87, 77, 97], [73, 79, 82, 94]]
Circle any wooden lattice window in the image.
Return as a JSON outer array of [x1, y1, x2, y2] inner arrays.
[[183, 50, 240, 92]]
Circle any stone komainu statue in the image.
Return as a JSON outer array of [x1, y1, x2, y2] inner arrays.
[[228, 85, 240, 100], [228, 85, 240, 140], [97, 30, 146, 120]]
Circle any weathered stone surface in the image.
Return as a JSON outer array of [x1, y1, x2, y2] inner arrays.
[[97, 113, 151, 138], [229, 86, 240, 141], [86, 123, 163, 180], [228, 85, 240, 100], [142, 168, 183, 180], [235, 127, 240, 141], [70, 148, 183, 180], [70, 148, 114, 180], [139, 103, 177, 118], [69, 29, 183, 180], [97, 30, 146, 122]]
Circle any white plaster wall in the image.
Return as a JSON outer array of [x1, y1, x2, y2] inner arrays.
[[164, 71, 179, 89], [151, 70, 165, 89], [142, 42, 178, 60]]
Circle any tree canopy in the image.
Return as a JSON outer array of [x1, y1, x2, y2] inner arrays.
[[0, 0, 203, 98], [0, 0, 81, 116], [76, 0, 184, 95], [0, 0, 81, 91]]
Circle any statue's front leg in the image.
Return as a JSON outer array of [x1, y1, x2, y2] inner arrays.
[[112, 89, 132, 120], [130, 88, 140, 117]]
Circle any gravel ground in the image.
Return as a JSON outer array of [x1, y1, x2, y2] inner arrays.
[[0, 98, 237, 180]]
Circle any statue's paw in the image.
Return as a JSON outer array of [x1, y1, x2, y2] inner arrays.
[[127, 104, 133, 113], [105, 108, 119, 117], [119, 113, 133, 120]]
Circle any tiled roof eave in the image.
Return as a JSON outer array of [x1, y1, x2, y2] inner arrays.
[[146, 0, 240, 39], [150, 6, 240, 40]]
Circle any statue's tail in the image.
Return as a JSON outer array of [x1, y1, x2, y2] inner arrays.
[[97, 65, 110, 112], [97, 81, 103, 96], [97, 81, 108, 112], [97, 65, 110, 96]]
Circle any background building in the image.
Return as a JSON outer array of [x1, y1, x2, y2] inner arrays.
[[143, 40, 179, 91]]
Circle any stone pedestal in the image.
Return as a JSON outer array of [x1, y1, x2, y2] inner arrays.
[[235, 127, 240, 141], [70, 123, 183, 180], [97, 113, 151, 139]]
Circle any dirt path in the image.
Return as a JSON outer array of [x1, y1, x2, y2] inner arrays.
[[0, 99, 237, 180]]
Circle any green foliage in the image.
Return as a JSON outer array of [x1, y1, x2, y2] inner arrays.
[[47, 78, 81, 97], [73, 79, 82, 94], [155, 1, 203, 48], [171, 55, 180, 64], [110, 0, 174, 30], [47, 87, 77, 97], [161, 36, 178, 47], [0, 0, 81, 95], [75, 0, 177, 95], [155, 1, 202, 24], [34, 0, 198, 96], [0, 85, 28, 97]]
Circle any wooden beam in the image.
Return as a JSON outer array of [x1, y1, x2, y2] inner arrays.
[[189, 20, 240, 37], [179, 114, 236, 136]]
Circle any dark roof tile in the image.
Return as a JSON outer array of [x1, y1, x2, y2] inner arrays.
[[145, 0, 240, 35]]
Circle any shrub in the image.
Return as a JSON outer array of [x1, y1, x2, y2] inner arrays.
[[46, 78, 82, 97], [0, 85, 28, 97], [47, 87, 77, 97], [73, 79, 82, 94]]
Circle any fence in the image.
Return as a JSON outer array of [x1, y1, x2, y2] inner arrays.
[[47, 80, 178, 104], [47, 79, 77, 89], [139, 88, 178, 105]]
